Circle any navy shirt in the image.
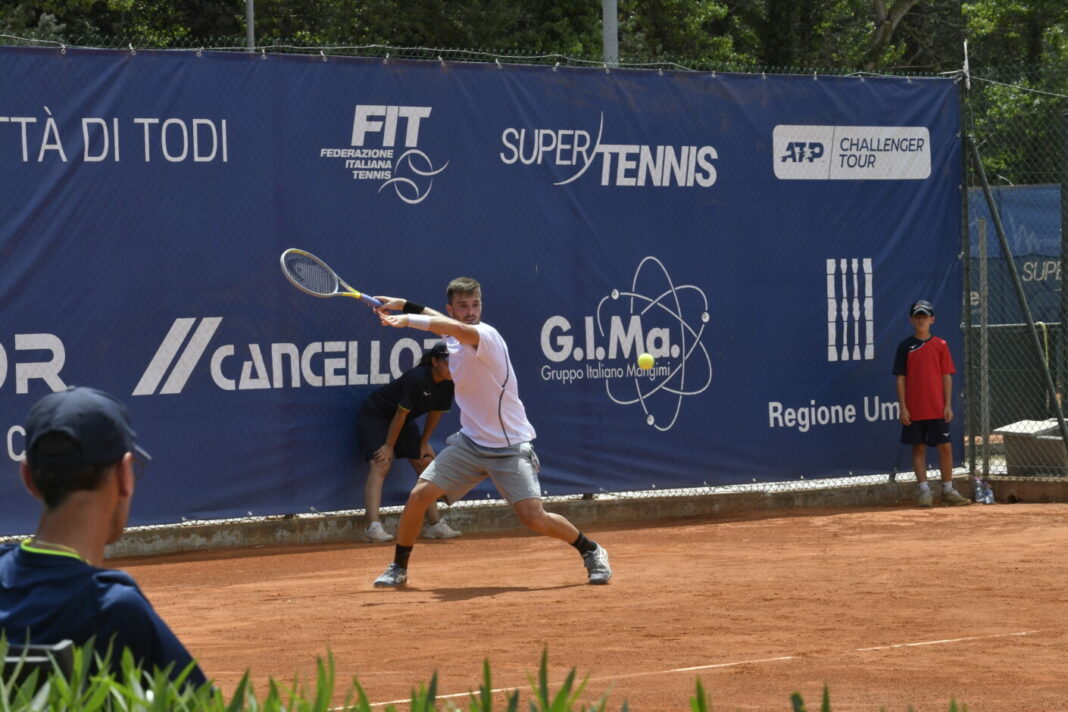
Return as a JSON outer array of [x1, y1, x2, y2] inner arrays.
[[362, 363, 454, 421], [0, 542, 207, 687]]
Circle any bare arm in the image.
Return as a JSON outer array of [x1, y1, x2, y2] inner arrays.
[[419, 410, 445, 460], [943, 373, 953, 422], [896, 375, 911, 425], [373, 406, 410, 465], [372, 296, 480, 347], [421, 410, 444, 446], [373, 296, 446, 318], [379, 311, 480, 347]]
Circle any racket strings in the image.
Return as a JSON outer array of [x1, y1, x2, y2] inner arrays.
[[284, 254, 338, 295]]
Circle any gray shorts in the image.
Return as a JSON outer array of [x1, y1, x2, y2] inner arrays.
[[421, 432, 542, 504]]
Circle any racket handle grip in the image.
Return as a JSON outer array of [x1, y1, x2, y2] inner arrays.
[[359, 294, 383, 308]]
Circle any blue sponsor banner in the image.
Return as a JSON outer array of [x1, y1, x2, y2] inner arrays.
[[0, 47, 962, 533], [968, 185, 1062, 324]]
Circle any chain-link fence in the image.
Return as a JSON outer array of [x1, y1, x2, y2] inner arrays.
[[963, 64, 1068, 482]]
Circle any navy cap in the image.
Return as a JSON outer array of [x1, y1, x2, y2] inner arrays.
[[910, 300, 935, 316], [25, 386, 151, 469], [428, 340, 449, 359]]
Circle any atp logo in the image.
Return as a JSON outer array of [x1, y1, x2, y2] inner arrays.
[[318, 104, 449, 205], [780, 142, 824, 163]]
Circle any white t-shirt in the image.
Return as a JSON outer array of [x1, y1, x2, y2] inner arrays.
[[445, 322, 536, 448]]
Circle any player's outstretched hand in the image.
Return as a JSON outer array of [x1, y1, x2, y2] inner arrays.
[[379, 312, 407, 329], [372, 296, 405, 312]]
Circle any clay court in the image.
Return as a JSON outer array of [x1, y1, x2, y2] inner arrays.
[[120, 502, 1068, 711]]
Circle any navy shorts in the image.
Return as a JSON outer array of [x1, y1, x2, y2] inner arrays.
[[900, 419, 951, 446], [357, 410, 422, 461]]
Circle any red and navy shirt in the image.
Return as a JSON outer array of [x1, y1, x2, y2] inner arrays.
[[892, 335, 955, 421]]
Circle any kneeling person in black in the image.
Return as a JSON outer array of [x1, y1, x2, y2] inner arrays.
[[357, 341, 461, 542]]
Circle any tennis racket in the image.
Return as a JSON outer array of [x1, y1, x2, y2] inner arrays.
[[279, 248, 383, 307]]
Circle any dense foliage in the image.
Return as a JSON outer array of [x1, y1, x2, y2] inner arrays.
[[1, 641, 973, 711], [0, 1, 1065, 73]]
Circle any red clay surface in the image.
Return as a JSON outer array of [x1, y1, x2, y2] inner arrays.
[[119, 503, 1068, 711]]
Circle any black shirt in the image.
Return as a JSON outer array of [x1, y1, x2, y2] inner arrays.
[[362, 364, 453, 422]]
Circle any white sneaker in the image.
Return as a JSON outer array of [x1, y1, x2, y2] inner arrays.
[[582, 545, 612, 585], [365, 522, 393, 543], [421, 520, 462, 539]]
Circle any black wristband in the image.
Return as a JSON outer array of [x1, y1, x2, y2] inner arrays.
[[402, 300, 425, 314]]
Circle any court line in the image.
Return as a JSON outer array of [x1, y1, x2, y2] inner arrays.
[[854, 629, 1039, 652], [359, 629, 1043, 709], [362, 656, 797, 708]]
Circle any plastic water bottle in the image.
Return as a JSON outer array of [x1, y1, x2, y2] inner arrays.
[[973, 478, 984, 503], [982, 481, 995, 504]]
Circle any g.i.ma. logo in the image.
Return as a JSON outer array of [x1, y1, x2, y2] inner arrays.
[[538, 257, 712, 431]]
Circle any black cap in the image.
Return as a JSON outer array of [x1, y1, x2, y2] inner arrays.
[[25, 386, 151, 469], [428, 340, 449, 360], [910, 300, 935, 317]]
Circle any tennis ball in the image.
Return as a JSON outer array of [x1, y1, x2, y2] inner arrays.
[[637, 352, 654, 370]]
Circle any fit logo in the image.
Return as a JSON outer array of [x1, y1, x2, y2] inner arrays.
[[318, 104, 447, 204], [351, 106, 432, 148], [780, 141, 824, 163]]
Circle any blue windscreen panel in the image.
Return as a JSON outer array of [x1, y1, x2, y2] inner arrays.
[[0, 48, 962, 533]]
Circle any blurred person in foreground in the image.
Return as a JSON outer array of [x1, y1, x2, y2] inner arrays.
[[0, 386, 208, 686]]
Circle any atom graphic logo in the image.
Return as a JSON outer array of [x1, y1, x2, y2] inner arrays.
[[597, 256, 712, 431], [378, 150, 449, 205]]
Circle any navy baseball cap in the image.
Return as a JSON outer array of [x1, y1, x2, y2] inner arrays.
[[910, 300, 935, 316], [24, 386, 151, 469], [428, 341, 449, 359]]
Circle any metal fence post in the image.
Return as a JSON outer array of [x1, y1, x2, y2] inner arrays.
[[602, 0, 618, 67], [979, 218, 990, 476], [246, 0, 256, 52]]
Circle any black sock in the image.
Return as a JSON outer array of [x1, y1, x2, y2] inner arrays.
[[394, 544, 413, 569], [571, 532, 597, 556]]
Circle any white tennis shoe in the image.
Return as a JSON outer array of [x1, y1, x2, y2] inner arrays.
[[582, 545, 612, 585], [365, 522, 394, 543], [421, 520, 462, 539]]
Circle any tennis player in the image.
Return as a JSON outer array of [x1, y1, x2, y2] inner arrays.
[[370, 277, 611, 586]]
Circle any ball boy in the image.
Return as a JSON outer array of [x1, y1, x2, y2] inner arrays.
[[893, 300, 970, 507]]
